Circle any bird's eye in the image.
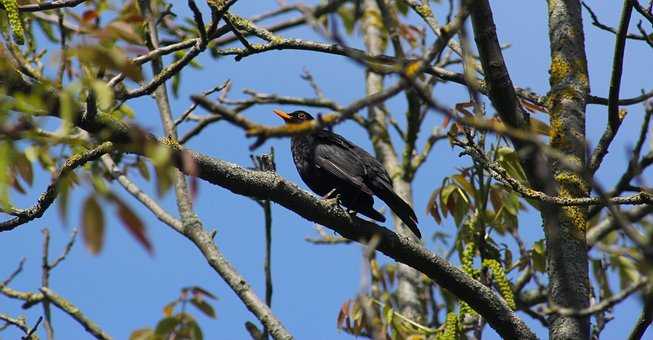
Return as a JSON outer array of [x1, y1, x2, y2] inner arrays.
[[298, 113, 305, 119]]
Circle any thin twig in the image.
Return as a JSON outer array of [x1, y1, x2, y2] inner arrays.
[[457, 138, 653, 206], [581, 2, 646, 40], [588, 0, 634, 175], [174, 81, 230, 126], [41, 229, 54, 340], [628, 292, 653, 340], [546, 278, 647, 317], [40, 287, 112, 340], [2, 258, 26, 286]]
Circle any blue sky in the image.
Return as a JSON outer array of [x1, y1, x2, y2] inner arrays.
[[1, 1, 652, 339]]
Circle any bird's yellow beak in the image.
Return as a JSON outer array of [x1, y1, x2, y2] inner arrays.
[[273, 109, 291, 122]]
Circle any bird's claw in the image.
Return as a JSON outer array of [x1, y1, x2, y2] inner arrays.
[[324, 195, 341, 208], [323, 190, 343, 210]]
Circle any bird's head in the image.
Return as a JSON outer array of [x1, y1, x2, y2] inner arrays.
[[273, 109, 314, 124]]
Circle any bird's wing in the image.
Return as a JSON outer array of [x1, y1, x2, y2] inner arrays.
[[313, 132, 373, 195], [313, 131, 421, 238]]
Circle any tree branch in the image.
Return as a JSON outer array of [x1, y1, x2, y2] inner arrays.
[[138, 1, 292, 338], [0, 142, 114, 232], [588, 0, 634, 174], [40, 287, 111, 340], [191, 80, 408, 149], [546, 277, 647, 317], [628, 292, 653, 340], [0, 0, 88, 12], [458, 141, 653, 206]]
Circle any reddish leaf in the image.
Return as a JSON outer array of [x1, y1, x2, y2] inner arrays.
[[425, 189, 442, 224], [337, 300, 351, 329], [440, 114, 451, 129], [82, 10, 99, 24], [82, 195, 105, 254], [190, 176, 199, 201], [111, 195, 153, 254], [190, 286, 217, 300], [190, 297, 216, 319]]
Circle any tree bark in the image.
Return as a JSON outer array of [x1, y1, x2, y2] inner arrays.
[[361, 0, 424, 322], [546, 1, 591, 339], [470, 1, 590, 338]]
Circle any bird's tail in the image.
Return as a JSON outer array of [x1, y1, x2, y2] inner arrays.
[[376, 188, 421, 239]]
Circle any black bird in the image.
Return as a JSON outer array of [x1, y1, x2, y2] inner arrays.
[[273, 109, 421, 239]]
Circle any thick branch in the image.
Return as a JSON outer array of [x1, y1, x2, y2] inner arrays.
[[545, 0, 592, 338], [47, 109, 537, 338]]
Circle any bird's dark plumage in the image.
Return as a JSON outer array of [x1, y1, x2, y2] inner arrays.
[[273, 109, 421, 239]]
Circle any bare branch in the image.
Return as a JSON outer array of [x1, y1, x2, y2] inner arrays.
[[628, 293, 653, 340], [2, 258, 26, 286], [191, 80, 408, 148], [0, 313, 26, 332], [546, 277, 647, 317], [581, 2, 646, 40], [40, 287, 111, 340], [588, 0, 634, 175]]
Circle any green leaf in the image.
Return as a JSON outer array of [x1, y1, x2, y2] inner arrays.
[[172, 72, 181, 98], [35, 18, 58, 42], [176, 314, 203, 340], [136, 158, 151, 180], [531, 239, 546, 272], [0, 141, 13, 209], [153, 165, 173, 198], [104, 21, 144, 45], [452, 174, 475, 197], [497, 147, 527, 184], [591, 259, 613, 299], [190, 297, 216, 319], [612, 256, 641, 291], [337, 5, 357, 34], [503, 192, 520, 216], [71, 45, 143, 82], [439, 183, 457, 217], [384, 304, 393, 325], [154, 317, 181, 338], [13, 151, 33, 186], [504, 248, 513, 271], [90, 173, 110, 195], [91, 80, 115, 111], [82, 195, 105, 255], [396, 1, 409, 16], [129, 328, 154, 340]]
